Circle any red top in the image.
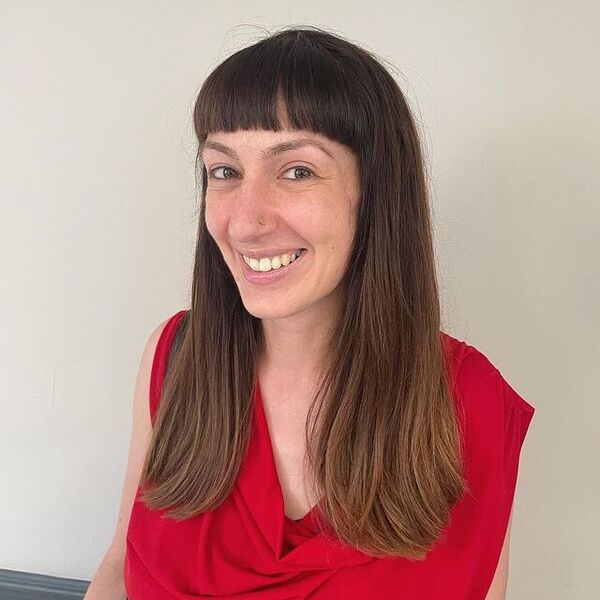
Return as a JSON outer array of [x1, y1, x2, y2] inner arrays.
[[125, 309, 536, 599]]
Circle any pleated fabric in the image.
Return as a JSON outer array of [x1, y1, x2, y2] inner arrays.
[[125, 309, 535, 599]]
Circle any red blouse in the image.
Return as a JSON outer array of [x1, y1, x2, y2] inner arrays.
[[125, 309, 536, 599]]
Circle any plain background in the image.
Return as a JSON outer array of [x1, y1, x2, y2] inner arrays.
[[1, 1, 598, 597]]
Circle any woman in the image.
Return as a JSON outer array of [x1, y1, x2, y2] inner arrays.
[[86, 26, 535, 600]]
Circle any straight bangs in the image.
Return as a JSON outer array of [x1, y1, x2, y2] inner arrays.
[[193, 29, 373, 164]]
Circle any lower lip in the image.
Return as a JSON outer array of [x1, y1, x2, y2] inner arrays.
[[239, 249, 308, 285]]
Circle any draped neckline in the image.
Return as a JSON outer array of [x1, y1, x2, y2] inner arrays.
[[255, 375, 320, 526], [232, 374, 374, 568]]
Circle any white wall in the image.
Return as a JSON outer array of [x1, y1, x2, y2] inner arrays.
[[1, 1, 598, 597]]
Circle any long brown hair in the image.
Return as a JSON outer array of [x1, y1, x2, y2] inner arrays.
[[140, 25, 466, 560]]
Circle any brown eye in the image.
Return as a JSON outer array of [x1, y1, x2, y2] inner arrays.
[[208, 166, 239, 180], [282, 166, 315, 180]]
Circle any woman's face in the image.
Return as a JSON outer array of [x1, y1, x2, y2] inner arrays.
[[202, 127, 360, 322]]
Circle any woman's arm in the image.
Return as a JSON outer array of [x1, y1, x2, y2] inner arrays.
[[484, 511, 512, 599], [84, 549, 127, 599], [84, 318, 169, 599]]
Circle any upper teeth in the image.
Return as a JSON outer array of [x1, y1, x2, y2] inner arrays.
[[243, 250, 304, 272]]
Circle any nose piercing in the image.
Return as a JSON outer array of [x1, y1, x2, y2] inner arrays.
[[258, 216, 266, 225]]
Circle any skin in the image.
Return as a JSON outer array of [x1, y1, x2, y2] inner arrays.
[[202, 125, 361, 381]]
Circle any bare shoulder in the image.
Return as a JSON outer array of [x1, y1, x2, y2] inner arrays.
[[103, 315, 172, 561]]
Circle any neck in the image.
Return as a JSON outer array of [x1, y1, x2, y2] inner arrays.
[[257, 293, 339, 381]]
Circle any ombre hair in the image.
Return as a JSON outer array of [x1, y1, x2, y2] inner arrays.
[[140, 25, 466, 559]]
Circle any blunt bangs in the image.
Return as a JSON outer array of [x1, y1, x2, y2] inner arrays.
[[193, 29, 374, 157]]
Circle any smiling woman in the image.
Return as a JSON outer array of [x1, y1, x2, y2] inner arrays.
[[85, 25, 535, 600]]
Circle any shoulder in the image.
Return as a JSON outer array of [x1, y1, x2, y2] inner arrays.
[[441, 331, 536, 470], [441, 331, 534, 416], [441, 331, 499, 389], [144, 310, 188, 383], [148, 309, 190, 422], [135, 315, 176, 404]]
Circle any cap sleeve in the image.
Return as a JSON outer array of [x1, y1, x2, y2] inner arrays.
[[451, 343, 536, 596]]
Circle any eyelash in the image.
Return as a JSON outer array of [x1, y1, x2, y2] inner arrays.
[[207, 165, 315, 181]]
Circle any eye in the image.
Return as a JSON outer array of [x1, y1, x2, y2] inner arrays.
[[207, 166, 239, 180], [282, 166, 315, 180], [206, 165, 316, 181]]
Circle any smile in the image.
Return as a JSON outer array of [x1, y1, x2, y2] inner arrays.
[[238, 249, 308, 285], [242, 249, 305, 272]]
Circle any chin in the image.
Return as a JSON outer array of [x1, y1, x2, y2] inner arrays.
[[238, 294, 305, 321], [240, 303, 296, 321]]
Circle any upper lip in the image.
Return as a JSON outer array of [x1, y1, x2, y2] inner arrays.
[[237, 248, 306, 259]]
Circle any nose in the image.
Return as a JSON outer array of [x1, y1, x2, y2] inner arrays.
[[227, 176, 277, 240]]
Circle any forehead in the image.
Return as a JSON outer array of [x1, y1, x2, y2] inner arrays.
[[200, 129, 342, 162]]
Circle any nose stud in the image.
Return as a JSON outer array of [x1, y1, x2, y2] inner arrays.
[[258, 216, 266, 225]]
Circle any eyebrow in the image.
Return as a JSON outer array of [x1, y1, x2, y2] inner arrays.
[[200, 137, 335, 161]]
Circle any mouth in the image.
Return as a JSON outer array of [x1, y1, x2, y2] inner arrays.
[[238, 249, 308, 284]]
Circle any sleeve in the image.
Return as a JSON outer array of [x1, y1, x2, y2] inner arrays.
[[450, 343, 536, 598]]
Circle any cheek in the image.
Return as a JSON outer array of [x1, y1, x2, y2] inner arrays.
[[327, 204, 357, 266], [204, 201, 228, 240], [325, 204, 355, 246]]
